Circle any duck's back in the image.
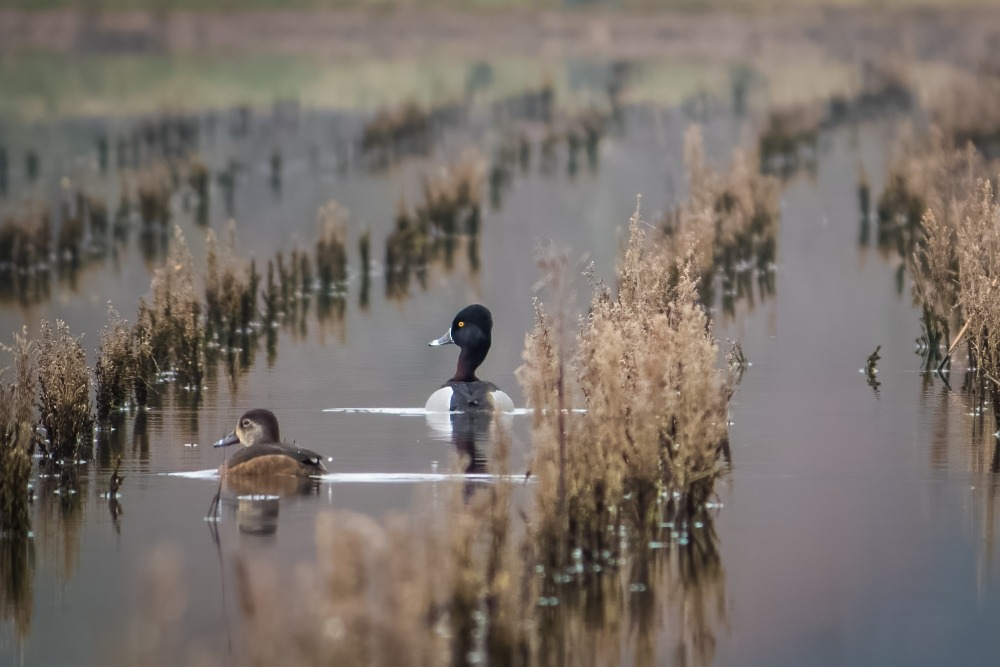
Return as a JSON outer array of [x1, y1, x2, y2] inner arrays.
[[224, 442, 326, 477]]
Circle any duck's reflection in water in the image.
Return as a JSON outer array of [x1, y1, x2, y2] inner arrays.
[[426, 408, 510, 499], [451, 410, 491, 474], [208, 475, 321, 539]]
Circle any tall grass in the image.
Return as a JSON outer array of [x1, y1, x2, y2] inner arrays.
[[316, 200, 349, 292], [956, 180, 1000, 421], [94, 305, 134, 421], [661, 125, 779, 311], [879, 129, 982, 364], [520, 207, 733, 572], [36, 319, 93, 466], [0, 329, 35, 539], [204, 220, 258, 351], [136, 226, 203, 388]]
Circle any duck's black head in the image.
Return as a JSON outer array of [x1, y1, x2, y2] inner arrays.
[[214, 408, 281, 448], [429, 304, 494, 382]]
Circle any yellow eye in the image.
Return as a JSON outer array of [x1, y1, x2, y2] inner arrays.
[[457, 321, 465, 328]]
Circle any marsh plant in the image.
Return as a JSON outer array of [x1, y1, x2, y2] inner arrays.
[[0, 330, 35, 539], [136, 226, 203, 388], [315, 199, 349, 292], [0, 201, 52, 274], [879, 130, 982, 363], [417, 151, 485, 236], [384, 154, 486, 298], [93, 306, 136, 421], [758, 104, 821, 178], [361, 100, 432, 167], [36, 319, 93, 466], [929, 71, 1000, 158], [204, 220, 259, 350], [956, 180, 1000, 421], [662, 126, 780, 310], [519, 211, 733, 572], [135, 163, 173, 228]]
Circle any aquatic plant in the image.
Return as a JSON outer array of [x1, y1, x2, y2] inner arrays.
[[758, 104, 821, 177], [877, 130, 980, 362], [912, 209, 958, 368], [25, 151, 38, 183], [262, 259, 280, 327], [361, 100, 432, 167], [57, 208, 84, 268], [136, 163, 173, 228], [130, 321, 155, 407], [136, 226, 203, 388], [0, 329, 35, 539], [0, 147, 7, 196], [270, 149, 282, 193], [84, 192, 110, 244], [417, 151, 484, 236], [359, 229, 371, 308], [187, 157, 210, 225], [662, 126, 780, 308], [315, 200, 348, 292], [94, 305, 134, 421], [384, 203, 429, 299], [205, 221, 258, 349], [36, 319, 93, 465], [519, 208, 733, 573], [956, 180, 1000, 420], [0, 201, 52, 274], [865, 345, 882, 395], [565, 107, 606, 174], [929, 70, 1000, 158]]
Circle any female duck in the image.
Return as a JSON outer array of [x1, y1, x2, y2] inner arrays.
[[425, 304, 515, 413], [213, 408, 326, 477]]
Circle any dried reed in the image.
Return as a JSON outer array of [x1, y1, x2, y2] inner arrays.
[[36, 319, 93, 464], [316, 200, 349, 292], [956, 180, 1000, 420], [205, 220, 257, 348], [136, 226, 203, 388], [361, 100, 432, 166], [0, 329, 35, 538], [94, 305, 134, 421], [662, 126, 779, 309], [519, 205, 732, 573]]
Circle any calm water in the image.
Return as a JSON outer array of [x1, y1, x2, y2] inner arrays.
[[2, 62, 1000, 667]]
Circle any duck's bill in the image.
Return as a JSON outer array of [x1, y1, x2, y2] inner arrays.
[[213, 431, 240, 448], [429, 328, 454, 346]]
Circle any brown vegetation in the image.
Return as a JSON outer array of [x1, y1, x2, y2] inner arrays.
[[136, 225, 203, 388], [36, 319, 93, 465], [0, 329, 35, 539], [385, 153, 485, 298], [204, 220, 259, 351], [662, 126, 780, 312], [520, 209, 733, 574], [94, 306, 135, 421], [316, 200, 349, 292]]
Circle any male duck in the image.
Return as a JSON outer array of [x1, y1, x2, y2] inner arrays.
[[425, 304, 515, 413], [213, 408, 326, 477]]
